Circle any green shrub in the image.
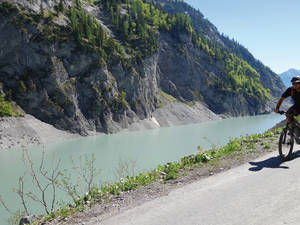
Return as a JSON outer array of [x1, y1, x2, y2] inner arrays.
[[264, 143, 271, 149], [163, 162, 179, 180], [0, 2, 18, 16], [0, 95, 15, 117]]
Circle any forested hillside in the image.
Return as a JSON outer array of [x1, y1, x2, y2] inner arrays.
[[156, 0, 284, 97], [0, 0, 285, 134]]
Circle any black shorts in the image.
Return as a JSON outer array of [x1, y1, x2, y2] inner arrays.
[[287, 105, 300, 115]]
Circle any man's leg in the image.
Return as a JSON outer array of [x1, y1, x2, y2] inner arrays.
[[286, 107, 296, 128]]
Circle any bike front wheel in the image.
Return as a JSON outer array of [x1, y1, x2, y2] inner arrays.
[[278, 128, 294, 161]]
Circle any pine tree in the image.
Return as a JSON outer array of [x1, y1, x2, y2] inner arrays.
[[115, 6, 120, 29], [105, 0, 110, 10], [110, 7, 115, 23], [75, 0, 82, 9], [70, 8, 78, 31], [127, 13, 132, 35], [85, 15, 93, 40], [122, 20, 129, 38], [96, 25, 104, 47], [58, 0, 64, 13], [40, 2, 44, 17]]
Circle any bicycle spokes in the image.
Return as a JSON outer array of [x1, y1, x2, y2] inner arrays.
[[279, 128, 294, 161]]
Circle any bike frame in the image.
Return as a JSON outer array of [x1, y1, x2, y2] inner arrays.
[[278, 111, 300, 161], [280, 111, 300, 139]]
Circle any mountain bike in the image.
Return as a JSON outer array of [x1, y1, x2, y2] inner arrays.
[[278, 111, 300, 161]]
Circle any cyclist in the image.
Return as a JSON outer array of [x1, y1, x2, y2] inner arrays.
[[275, 76, 300, 125]]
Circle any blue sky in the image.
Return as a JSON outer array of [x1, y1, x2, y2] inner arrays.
[[184, 0, 300, 74]]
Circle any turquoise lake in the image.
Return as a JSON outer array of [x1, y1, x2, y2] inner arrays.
[[0, 113, 283, 224]]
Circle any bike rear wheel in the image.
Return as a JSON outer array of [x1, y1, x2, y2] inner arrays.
[[278, 128, 294, 161]]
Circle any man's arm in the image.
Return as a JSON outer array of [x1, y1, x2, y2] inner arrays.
[[275, 97, 285, 113]]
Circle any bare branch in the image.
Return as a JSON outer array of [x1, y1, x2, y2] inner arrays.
[[72, 154, 99, 193], [20, 148, 61, 215], [58, 169, 80, 203], [0, 194, 16, 216], [26, 192, 44, 206], [13, 175, 30, 216], [114, 158, 138, 180]]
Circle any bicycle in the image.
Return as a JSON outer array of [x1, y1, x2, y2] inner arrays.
[[278, 111, 300, 161]]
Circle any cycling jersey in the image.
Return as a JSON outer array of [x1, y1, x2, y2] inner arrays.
[[282, 87, 300, 107]]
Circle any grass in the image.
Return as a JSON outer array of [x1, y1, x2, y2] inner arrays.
[[0, 95, 23, 117], [30, 127, 283, 224], [159, 89, 178, 102]]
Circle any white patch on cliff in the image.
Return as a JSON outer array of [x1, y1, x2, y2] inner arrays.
[[151, 117, 160, 127]]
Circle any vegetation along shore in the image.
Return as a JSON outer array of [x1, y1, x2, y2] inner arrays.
[[1, 126, 284, 225]]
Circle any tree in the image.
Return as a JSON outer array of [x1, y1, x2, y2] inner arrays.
[[0, 150, 100, 223], [136, 0, 145, 27], [39, 2, 44, 17], [115, 5, 120, 29], [75, 0, 82, 9], [122, 20, 129, 38], [110, 7, 115, 23], [96, 25, 104, 47], [70, 8, 78, 31], [58, 0, 64, 13], [84, 14, 92, 40]]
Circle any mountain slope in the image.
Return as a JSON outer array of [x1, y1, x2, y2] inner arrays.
[[279, 68, 300, 87], [0, 0, 285, 135], [155, 0, 285, 97]]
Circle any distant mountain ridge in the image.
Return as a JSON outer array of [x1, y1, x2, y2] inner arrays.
[[279, 69, 300, 87]]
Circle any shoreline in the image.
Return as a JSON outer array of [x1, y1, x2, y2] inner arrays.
[[0, 101, 222, 150], [44, 126, 283, 225], [0, 115, 80, 150], [0, 99, 283, 151]]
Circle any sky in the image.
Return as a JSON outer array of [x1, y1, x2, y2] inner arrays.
[[184, 0, 300, 74]]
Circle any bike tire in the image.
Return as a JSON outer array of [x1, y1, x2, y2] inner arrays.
[[278, 128, 294, 161]]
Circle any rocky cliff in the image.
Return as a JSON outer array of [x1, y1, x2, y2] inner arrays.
[[0, 0, 285, 135]]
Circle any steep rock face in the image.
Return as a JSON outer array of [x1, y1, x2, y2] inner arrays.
[[157, 33, 268, 116], [0, 11, 159, 134], [157, 0, 285, 98], [0, 0, 284, 135], [1, 0, 73, 13]]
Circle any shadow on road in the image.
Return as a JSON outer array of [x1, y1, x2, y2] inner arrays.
[[248, 150, 300, 172]]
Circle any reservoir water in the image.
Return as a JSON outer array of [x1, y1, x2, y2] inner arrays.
[[0, 113, 283, 224]]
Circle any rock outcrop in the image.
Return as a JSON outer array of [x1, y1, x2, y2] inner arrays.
[[0, 0, 286, 136]]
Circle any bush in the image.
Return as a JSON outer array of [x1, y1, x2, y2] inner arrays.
[[0, 95, 15, 117], [163, 162, 179, 180]]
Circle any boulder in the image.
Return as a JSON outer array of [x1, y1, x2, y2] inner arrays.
[[19, 215, 38, 225]]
